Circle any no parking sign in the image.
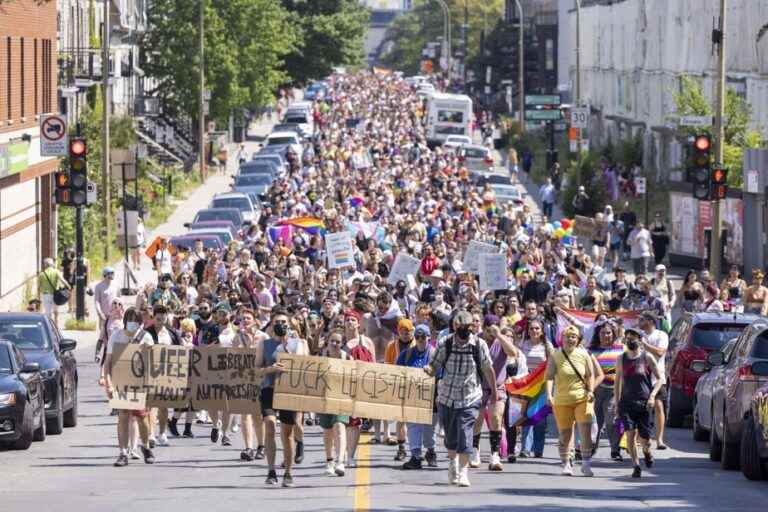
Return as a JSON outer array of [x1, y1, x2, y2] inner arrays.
[[40, 114, 68, 156]]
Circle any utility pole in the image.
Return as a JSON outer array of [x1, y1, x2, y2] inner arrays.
[[575, 0, 582, 156], [463, 1, 468, 88], [101, 0, 111, 262], [710, 0, 727, 277], [515, 0, 524, 133], [199, 0, 206, 182]]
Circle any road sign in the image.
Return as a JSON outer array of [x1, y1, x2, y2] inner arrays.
[[525, 94, 561, 106], [525, 109, 562, 121], [679, 115, 711, 127], [635, 177, 647, 195], [40, 114, 68, 156], [570, 107, 589, 129], [86, 181, 97, 205]]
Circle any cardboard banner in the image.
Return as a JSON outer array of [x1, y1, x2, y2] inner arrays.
[[109, 344, 148, 410], [479, 253, 508, 291], [387, 253, 421, 285], [190, 346, 263, 414], [573, 215, 607, 240], [462, 240, 500, 274], [273, 354, 435, 424], [325, 231, 354, 269]]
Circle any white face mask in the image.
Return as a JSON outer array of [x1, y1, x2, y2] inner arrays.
[[126, 321, 140, 333]]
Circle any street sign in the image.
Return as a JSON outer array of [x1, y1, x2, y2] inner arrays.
[[570, 107, 589, 129], [40, 114, 68, 156], [679, 115, 711, 127], [635, 177, 647, 195], [525, 94, 561, 106], [86, 181, 97, 205], [525, 109, 562, 121]]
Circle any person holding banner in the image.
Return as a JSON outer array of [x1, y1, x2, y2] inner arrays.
[[233, 309, 268, 461], [103, 307, 155, 467], [518, 318, 554, 458], [342, 310, 375, 467], [385, 318, 417, 461], [144, 304, 182, 447], [318, 331, 350, 477]]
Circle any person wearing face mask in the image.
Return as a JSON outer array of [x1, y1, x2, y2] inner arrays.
[[233, 309, 268, 462], [144, 305, 181, 447], [149, 274, 182, 312], [384, 319, 417, 460], [614, 327, 664, 478], [103, 307, 155, 467], [523, 269, 552, 304], [208, 304, 238, 447], [424, 311, 496, 488]]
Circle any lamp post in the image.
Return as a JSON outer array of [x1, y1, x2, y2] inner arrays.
[[435, 0, 451, 79], [101, 0, 111, 262], [199, 0, 206, 182], [515, 0, 524, 133]]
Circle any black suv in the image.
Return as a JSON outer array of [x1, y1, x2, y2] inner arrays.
[[0, 314, 78, 434]]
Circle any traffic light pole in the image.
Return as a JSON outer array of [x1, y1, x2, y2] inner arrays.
[[75, 206, 85, 322], [710, 0, 726, 277]]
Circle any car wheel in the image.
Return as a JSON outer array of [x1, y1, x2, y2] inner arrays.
[[740, 415, 767, 480], [709, 412, 723, 462], [63, 383, 78, 428], [47, 385, 64, 435], [692, 400, 709, 442], [33, 403, 46, 442], [666, 387, 685, 428], [721, 412, 741, 470], [13, 405, 33, 450]]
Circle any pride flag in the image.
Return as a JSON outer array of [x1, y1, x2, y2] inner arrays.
[[555, 308, 640, 346], [505, 364, 551, 427], [276, 216, 326, 235], [349, 196, 365, 208], [267, 225, 294, 246]]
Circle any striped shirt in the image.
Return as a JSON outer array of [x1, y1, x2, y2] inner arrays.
[[429, 334, 493, 408]]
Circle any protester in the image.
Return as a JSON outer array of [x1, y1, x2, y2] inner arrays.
[[638, 312, 669, 450], [318, 330, 349, 477]]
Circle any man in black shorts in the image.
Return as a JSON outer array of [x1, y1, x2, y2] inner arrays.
[[614, 328, 664, 478]]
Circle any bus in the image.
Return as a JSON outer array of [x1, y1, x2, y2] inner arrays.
[[424, 93, 473, 147]]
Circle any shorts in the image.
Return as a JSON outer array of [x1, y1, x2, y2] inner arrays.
[[41, 294, 55, 317], [438, 401, 480, 454], [553, 399, 594, 429], [610, 242, 621, 251], [318, 413, 349, 429], [259, 387, 296, 425], [348, 417, 362, 428], [618, 400, 653, 440], [592, 240, 606, 248], [654, 384, 668, 407]]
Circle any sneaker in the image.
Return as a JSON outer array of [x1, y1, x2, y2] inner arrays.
[[148, 437, 156, 449], [402, 456, 423, 470], [488, 452, 503, 471], [129, 449, 141, 460], [157, 433, 169, 447], [574, 448, 582, 461], [141, 446, 155, 464], [561, 461, 574, 476], [457, 467, 471, 487], [469, 447, 481, 468], [295, 441, 304, 464], [632, 465, 642, 478], [581, 460, 594, 477], [643, 449, 654, 468], [425, 449, 438, 468], [611, 450, 623, 462], [241, 449, 255, 462], [656, 442, 668, 450], [114, 453, 129, 467], [168, 418, 180, 438], [448, 459, 459, 485], [210, 428, 220, 444], [265, 470, 278, 485], [370, 436, 382, 444], [325, 461, 337, 476], [231, 423, 240, 433], [534, 452, 544, 458], [282, 472, 295, 488], [183, 424, 194, 438], [255, 446, 265, 460], [394, 446, 407, 462], [518, 451, 531, 459], [335, 462, 346, 477], [507, 453, 517, 463], [221, 435, 232, 447], [347, 458, 356, 468]]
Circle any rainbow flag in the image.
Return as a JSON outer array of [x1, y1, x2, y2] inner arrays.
[[349, 196, 365, 208], [594, 346, 625, 386], [276, 216, 325, 235], [555, 308, 640, 347], [505, 364, 551, 426]]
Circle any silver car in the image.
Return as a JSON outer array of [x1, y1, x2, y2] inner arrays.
[[708, 321, 768, 470], [691, 337, 740, 442]]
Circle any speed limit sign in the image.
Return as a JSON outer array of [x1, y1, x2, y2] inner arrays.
[[570, 107, 589, 129]]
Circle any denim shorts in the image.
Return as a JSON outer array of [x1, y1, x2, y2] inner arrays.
[[438, 401, 480, 454]]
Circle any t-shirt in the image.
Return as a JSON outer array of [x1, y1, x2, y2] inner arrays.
[[155, 249, 173, 275], [106, 328, 153, 355], [552, 347, 592, 406], [645, 329, 669, 383], [629, 228, 652, 258], [38, 268, 64, 295]]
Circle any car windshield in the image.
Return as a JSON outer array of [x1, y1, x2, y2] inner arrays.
[[195, 211, 236, 223], [692, 324, 748, 350], [0, 320, 49, 350], [463, 148, 488, 159], [240, 164, 274, 175], [236, 175, 271, 186], [212, 198, 250, 210], [267, 136, 297, 146], [285, 116, 307, 124], [0, 346, 11, 373], [751, 333, 768, 359]]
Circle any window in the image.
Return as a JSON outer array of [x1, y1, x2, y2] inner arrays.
[[437, 110, 464, 123], [20, 38, 24, 118], [545, 39, 554, 71]]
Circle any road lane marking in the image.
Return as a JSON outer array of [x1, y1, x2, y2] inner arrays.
[[353, 433, 371, 511]]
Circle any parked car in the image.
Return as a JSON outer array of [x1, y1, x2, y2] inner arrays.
[[169, 235, 223, 253], [192, 207, 244, 228], [457, 144, 495, 180], [282, 110, 313, 139], [184, 220, 239, 240], [0, 313, 77, 435], [442, 135, 472, 152], [477, 183, 523, 208], [210, 192, 259, 223], [232, 174, 274, 198], [251, 152, 287, 174], [263, 131, 302, 159], [304, 82, 327, 101], [667, 312, 761, 427], [708, 321, 768, 469], [0, 339, 46, 449], [740, 373, 768, 480], [692, 336, 741, 442], [186, 228, 234, 247], [238, 161, 280, 179]]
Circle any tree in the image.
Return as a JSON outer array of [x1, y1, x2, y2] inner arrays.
[[673, 75, 764, 187], [281, 0, 369, 84]]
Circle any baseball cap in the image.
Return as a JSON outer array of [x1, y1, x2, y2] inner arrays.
[[624, 327, 645, 339], [655, 264, 666, 272], [103, 267, 115, 276], [415, 324, 431, 337], [397, 318, 414, 332]]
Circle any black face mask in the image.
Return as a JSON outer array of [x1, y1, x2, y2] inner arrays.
[[199, 311, 211, 320], [456, 326, 471, 339], [626, 340, 639, 351], [274, 324, 288, 337]]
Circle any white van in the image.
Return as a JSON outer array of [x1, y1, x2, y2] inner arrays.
[[425, 93, 473, 147]]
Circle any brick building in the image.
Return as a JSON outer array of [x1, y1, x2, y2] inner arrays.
[[0, 0, 59, 310]]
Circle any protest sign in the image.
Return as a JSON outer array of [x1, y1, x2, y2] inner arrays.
[[325, 231, 354, 269], [273, 354, 435, 424], [573, 215, 606, 240], [109, 344, 191, 409], [479, 253, 508, 290], [190, 346, 263, 414], [462, 240, 500, 274], [387, 253, 421, 285], [108, 343, 148, 410]]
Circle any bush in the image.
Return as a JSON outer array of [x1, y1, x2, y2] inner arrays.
[[64, 318, 97, 331], [561, 151, 608, 218]]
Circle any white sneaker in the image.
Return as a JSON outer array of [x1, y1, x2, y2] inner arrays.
[[469, 447, 481, 468], [129, 449, 141, 460], [488, 452, 503, 471], [448, 459, 459, 485], [231, 423, 240, 433], [325, 461, 337, 476], [457, 467, 471, 487], [581, 460, 594, 477], [562, 461, 574, 476], [158, 433, 169, 447], [335, 462, 346, 477]]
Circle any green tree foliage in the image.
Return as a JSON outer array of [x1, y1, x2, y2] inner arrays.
[[142, 0, 297, 126], [281, 0, 369, 84], [561, 152, 608, 219], [673, 75, 764, 187]]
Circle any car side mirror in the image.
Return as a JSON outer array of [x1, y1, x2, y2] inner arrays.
[[707, 351, 725, 366], [183, 223, 190, 228], [60, 339, 77, 352], [690, 360, 709, 373], [752, 361, 768, 377], [21, 362, 40, 373]]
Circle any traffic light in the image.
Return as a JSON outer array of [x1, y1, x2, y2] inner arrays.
[[711, 166, 728, 200], [689, 134, 711, 200], [69, 138, 88, 206], [54, 171, 72, 206]]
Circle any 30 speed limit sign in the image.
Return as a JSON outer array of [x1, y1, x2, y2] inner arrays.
[[570, 107, 589, 129]]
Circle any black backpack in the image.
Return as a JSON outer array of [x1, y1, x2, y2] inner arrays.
[[444, 335, 483, 382]]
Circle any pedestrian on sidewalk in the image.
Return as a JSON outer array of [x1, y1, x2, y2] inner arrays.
[[507, 146, 519, 184], [37, 258, 70, 326], [539, 178, 556, 220]]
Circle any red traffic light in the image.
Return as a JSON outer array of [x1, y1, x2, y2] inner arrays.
[[694, 135, 711, 152], [55, 172, 70, 187], [69, 138, 86, 156], [712, 167, 727, 184]]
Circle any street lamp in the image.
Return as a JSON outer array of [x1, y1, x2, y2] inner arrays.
[[574, 0, 581, 108], [514, 0, 524, 133]]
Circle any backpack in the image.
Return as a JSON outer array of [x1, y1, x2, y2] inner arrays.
[[444, 334, 483, 382]]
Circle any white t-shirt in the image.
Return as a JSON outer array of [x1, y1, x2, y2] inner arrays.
[[645, 329, 669, 383], [629, 228, 652, 258], [155, 249, 173, 275], [155, 327, 173, 346], [106, 328, 153, 355], [218, 325, 237, 347]]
